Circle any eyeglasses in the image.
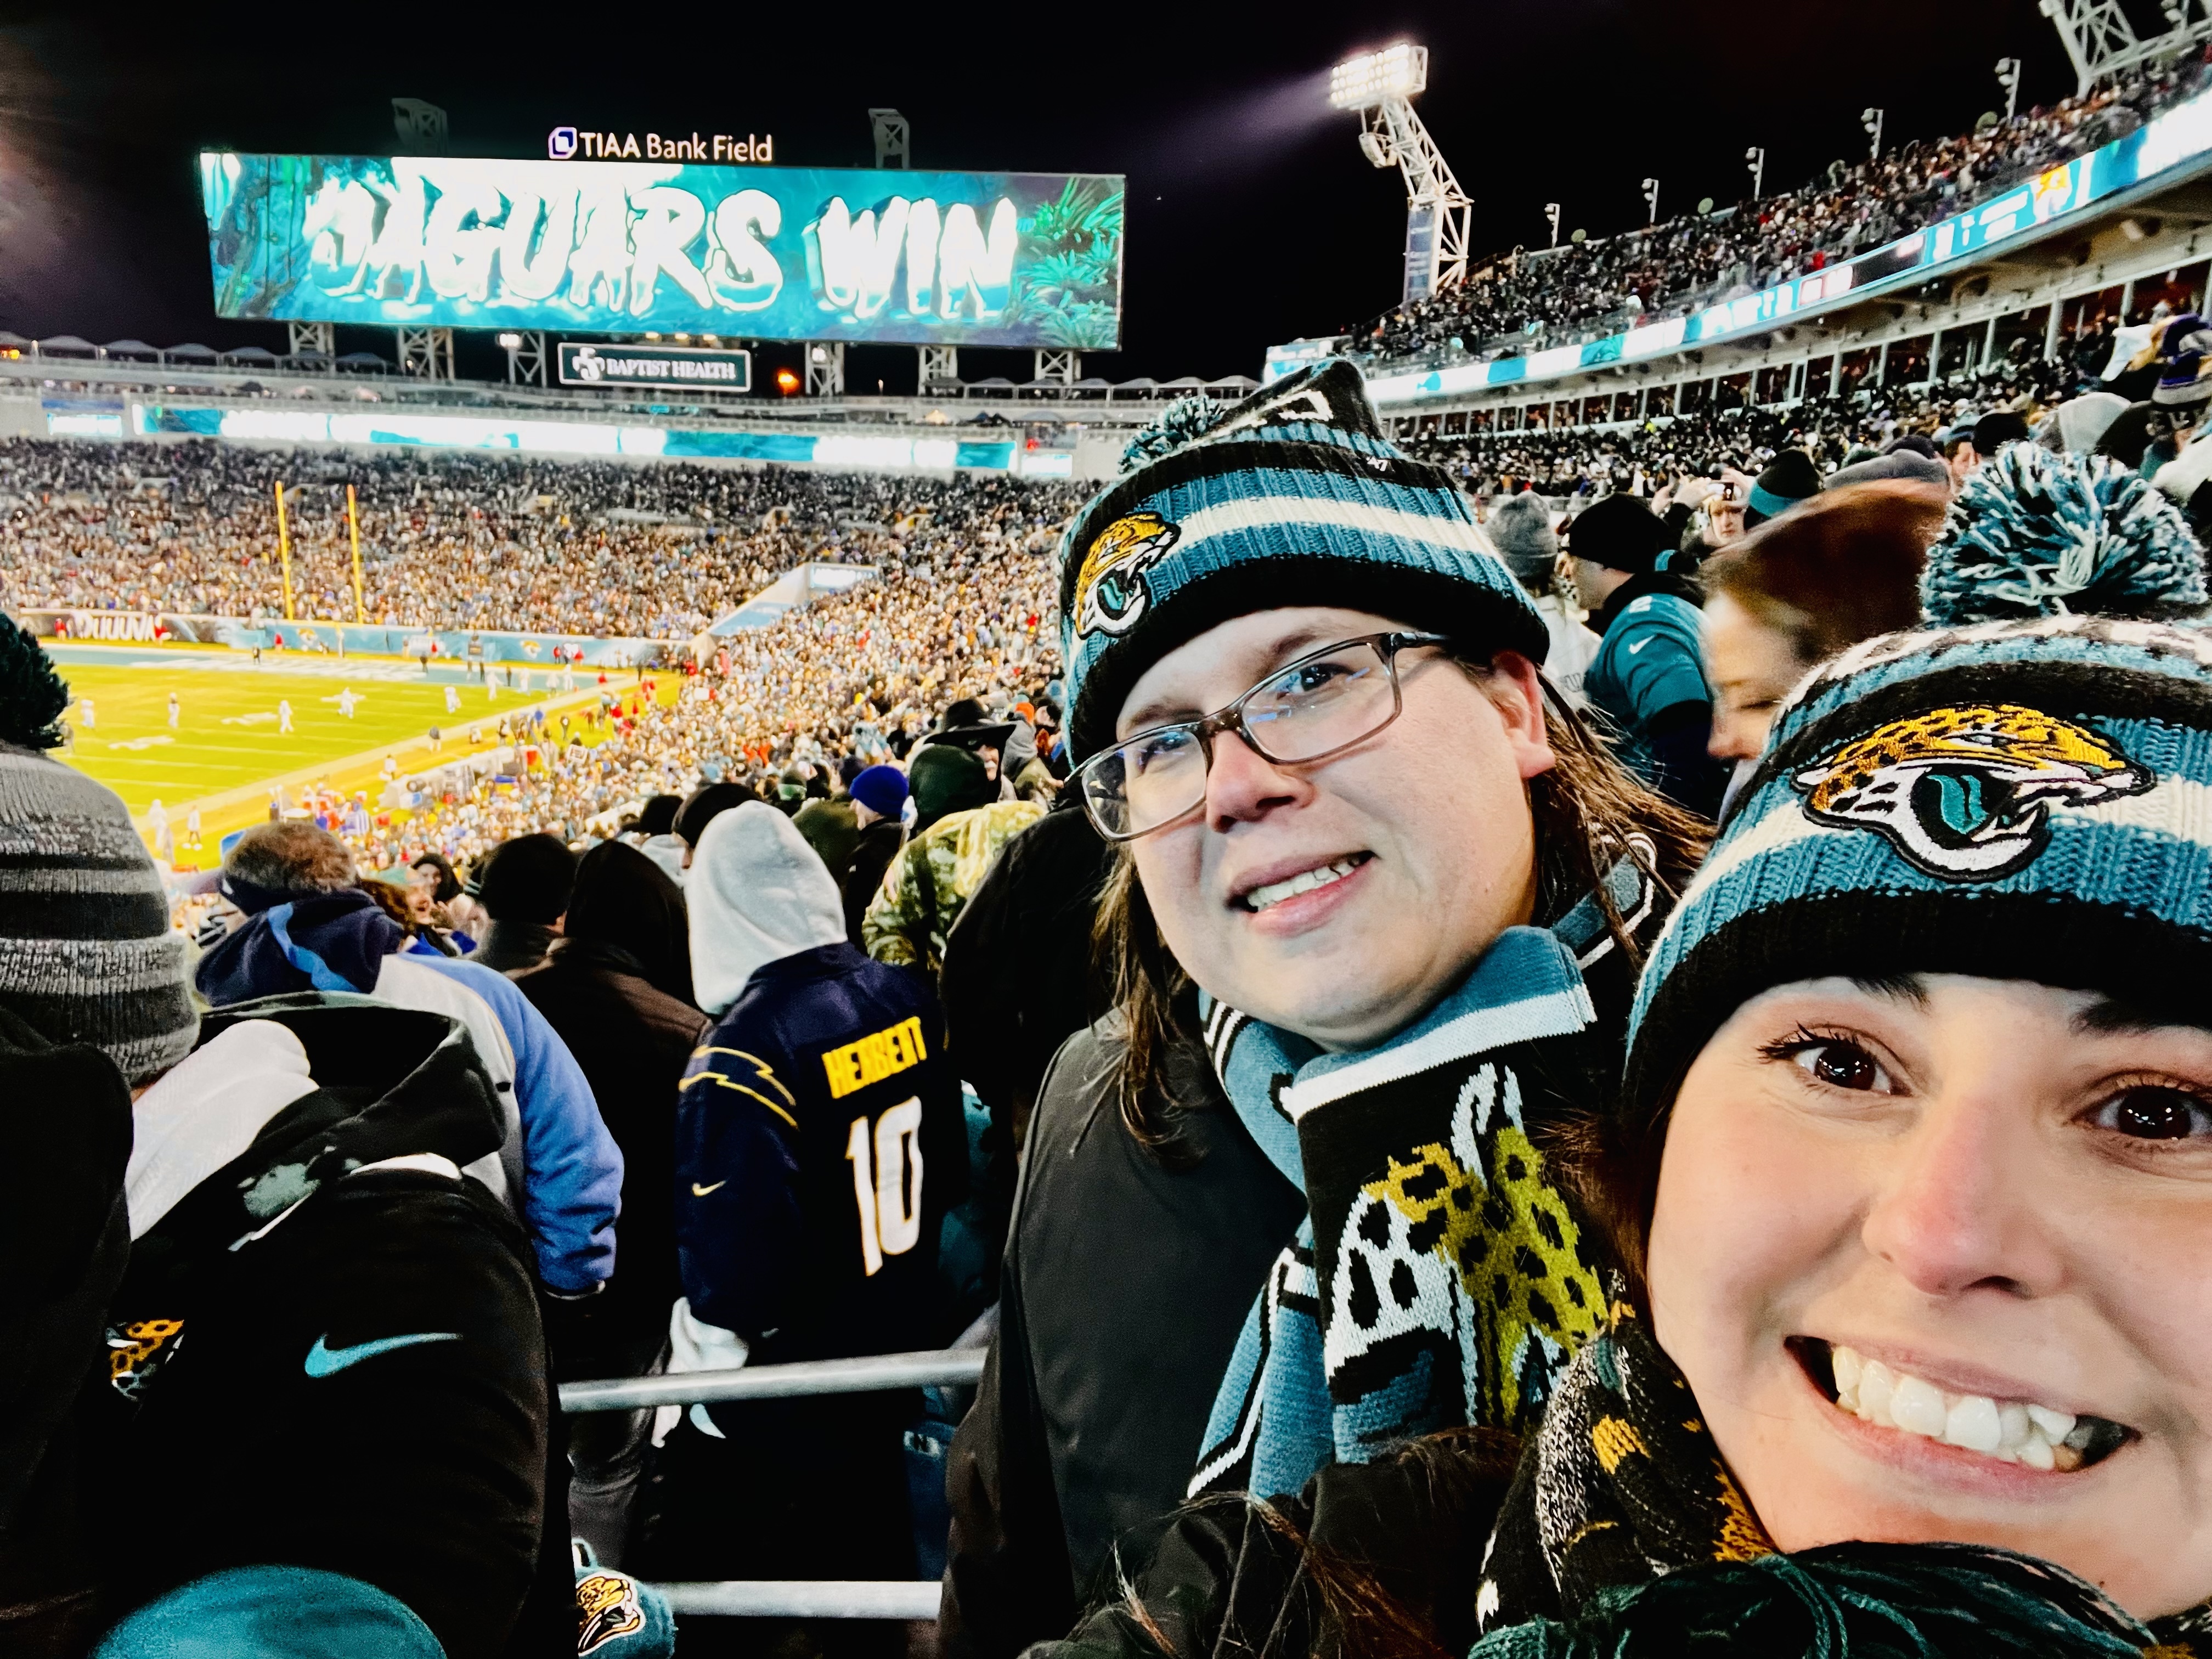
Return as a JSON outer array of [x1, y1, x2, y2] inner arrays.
[[1075, 632, 1451, 842]]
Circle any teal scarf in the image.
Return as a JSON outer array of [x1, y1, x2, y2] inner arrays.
[[1189, 924, 1619, 1501]]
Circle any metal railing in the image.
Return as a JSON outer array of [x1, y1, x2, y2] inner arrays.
[[558, 1347, 985, 1414], [564, 1346, 987, 1620]]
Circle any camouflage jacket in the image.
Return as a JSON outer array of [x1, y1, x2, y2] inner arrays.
[[860, 799, 1046, 976]]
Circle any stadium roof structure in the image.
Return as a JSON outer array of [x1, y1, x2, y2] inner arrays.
[[103, 340, 160, 359], [37, 335, 97, 356]]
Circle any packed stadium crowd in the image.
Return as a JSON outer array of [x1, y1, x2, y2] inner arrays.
[[1364, 51, 2211, 363], [1402, 352, 2076, 496], [0, 439, 1085, 640], [352, 533, 1064, 871], [22, 340, 2212, 1659]]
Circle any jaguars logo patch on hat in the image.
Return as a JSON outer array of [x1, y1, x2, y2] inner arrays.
[[576, 1570, 646, 1654], [1073, 510, 1180, 638], [1792, 703, 2153, 880]]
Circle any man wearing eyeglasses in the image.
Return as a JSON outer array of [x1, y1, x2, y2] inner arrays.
[[941, 362, 1704, 1659]]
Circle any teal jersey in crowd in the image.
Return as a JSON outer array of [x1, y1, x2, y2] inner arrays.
[[1584, 589, 1708, 738]]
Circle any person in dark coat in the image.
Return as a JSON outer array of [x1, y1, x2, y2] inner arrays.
[[937, 794, 1114, 1292], [839, 763, 911, 942], [470, 833, 577, 974], [0, 1010, 131, 1658], [513, 840, 709, 1566], [1567, 493, 1728, 815], [938, 1008, 1306, 1659]]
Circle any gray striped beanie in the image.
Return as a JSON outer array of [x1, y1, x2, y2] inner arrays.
[[1056, 358, 1547, 763], [0, 744, 196, 1083]]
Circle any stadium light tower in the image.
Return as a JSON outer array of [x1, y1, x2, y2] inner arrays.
[[1641, 178, 1661, 224], [1544, 202, 1561, 248], [1745, 146, 1765, 200], [2038, 0, 2142, 94], [1861, 106, 1886, 160], [1330, 43, 1474, 304], [1995, 57, 2023, 120]]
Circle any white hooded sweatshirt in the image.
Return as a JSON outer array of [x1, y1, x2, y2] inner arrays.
[[685, 801, 849, 1018]]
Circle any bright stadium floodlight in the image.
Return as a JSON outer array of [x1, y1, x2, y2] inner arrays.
[[1327, 42, 1470, 304], [1329, 43, 1427, 110]]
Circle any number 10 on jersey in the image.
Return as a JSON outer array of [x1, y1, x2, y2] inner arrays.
[[845, 1097, 925, 1277]]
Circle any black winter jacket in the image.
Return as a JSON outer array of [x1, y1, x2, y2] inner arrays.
[[0, 1009, 132, 1658], [840, 817, 907, 945], [939, 798, 1114, 1286], [78, 995, 551, 1659], [939, 1015, 1306, 1659], [516, 938, 708, 1369]]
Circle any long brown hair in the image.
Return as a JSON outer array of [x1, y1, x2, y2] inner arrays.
[[1092, 659, 1709, 1158]]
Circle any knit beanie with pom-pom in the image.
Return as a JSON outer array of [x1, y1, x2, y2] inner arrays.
[[1624, 443, 2212, 1116], [1056, 359, 1545, 763]]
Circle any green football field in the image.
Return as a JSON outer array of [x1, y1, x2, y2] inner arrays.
[[45, 644, 606, 849]]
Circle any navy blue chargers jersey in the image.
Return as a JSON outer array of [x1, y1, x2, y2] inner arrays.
[[674, 940, 968, 1365]]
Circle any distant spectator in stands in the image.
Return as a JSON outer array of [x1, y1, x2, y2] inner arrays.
[[906, 743, 996, 836], [937, 797, 1114, 1291], [515, 842, 706, 1567], [648, 803, 966, 1605], [1700, 479, 1946, 791], [839, 764, 910, 943], [1485, 490, 1600, 702], [863, 788, 1047, 979], [2036, 390, 2131, 454], [1743, 449, 1822, 529], [404, 851, 476, 953], [630, 793, 687, 887], [793, 786, 862, 875], [1972, 408, 2034, 458], [1567, 494, 1726, 815], [198, 822, 622, 1301], [472, 834, 577, 974], [672, 781, 757, 868], [1941, 426, 1980, 488]]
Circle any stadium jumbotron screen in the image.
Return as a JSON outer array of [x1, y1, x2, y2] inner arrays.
[[198, 151, 1125, 349]]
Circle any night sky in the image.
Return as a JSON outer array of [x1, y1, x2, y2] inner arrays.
[[0, 1, 2103, 390]]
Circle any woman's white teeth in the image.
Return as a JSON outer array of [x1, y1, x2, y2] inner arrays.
[[1244, 857, 1361, 912], [1827, 1343, 2095, 1470]]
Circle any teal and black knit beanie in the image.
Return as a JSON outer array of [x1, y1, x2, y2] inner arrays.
[[1746, 449, 1822, 525], [1625, 446, 2212, 1111], [1056, 359, 1546, 761], [0, 743, 196, 1085], [93, 1565, 444, 1658]]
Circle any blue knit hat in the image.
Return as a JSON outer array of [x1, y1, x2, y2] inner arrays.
[[849, 763, 910, 819], [1056, 359, 1545, 761], [1624, 447, 2212, 1111]]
